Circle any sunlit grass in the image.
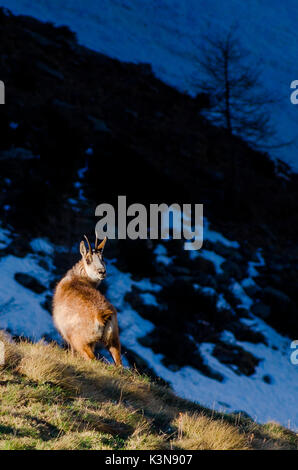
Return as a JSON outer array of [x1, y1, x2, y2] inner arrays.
[[0, 331, 296, 450]]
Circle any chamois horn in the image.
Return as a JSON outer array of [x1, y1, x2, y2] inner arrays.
[[95, 236, 107, 252], [84, 235, 92, 254]]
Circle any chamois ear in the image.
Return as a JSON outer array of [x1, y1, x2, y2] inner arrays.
[[80, 240, 87, 257], [97, 236, 107, 253]]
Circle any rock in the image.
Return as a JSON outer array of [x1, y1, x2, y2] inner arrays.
[[231, 410, 252, 420], [211, 242, 243, 263], [243, 284, 261, 298], [38, 259, 50, 271], [191, 257, 216, 275], [88, 115, 111, 133], [168, 265, 191, 276], [14, 272, 47, 294], [6, 238, 32, 258], [40, 294, 52, 314], [262, 287, 290, 306], [0, 147, 38, 161], [270, 273, 282, 285], [205, 169, 225, 183], [235, 307, 250, 318], [36, 61, 64, 81], [52, 98, 76, 110], [257, 284, 297, 335], [252, 302, 271, 319], [213, 342, 260, 376], [192, 272, 218, 289], [229, 322, 266, 344], [139, 328, 224, 382], [268, 262, 287, 272], [175, 275, 196, 284], [263, 374, 273, 384], [167, 363, 181, 372], [153, 275, 174, 288], [217, 285, 240, 310], [221, 260, 245, 280], [114, 239, 158, 279]]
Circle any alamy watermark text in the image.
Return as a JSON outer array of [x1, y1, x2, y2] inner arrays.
[[95, 196, 203, 250]]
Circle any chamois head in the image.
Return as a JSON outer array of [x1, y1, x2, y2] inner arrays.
[[80, 235, 107, 283]]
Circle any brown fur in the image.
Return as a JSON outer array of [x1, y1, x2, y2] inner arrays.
[[53, 244, 122, 366]]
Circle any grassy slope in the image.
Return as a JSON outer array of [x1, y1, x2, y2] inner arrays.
[[0, 331, 296, 450]]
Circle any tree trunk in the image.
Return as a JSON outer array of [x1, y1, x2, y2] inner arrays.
[[224, 53, 232, 135]]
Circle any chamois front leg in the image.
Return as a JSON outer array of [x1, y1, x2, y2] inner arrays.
[[70, 336, 95, 361], [80, 344, 96, 361], [108, 339, 122, 367]]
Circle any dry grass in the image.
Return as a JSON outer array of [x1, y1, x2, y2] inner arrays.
[[17, 342, 81, 393], [0, 331, 297, 450], [0, 331, 22, 369], [171, 412, 249, 450]]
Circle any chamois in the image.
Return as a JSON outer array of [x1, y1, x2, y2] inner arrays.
[[52, 235, 122, 365]]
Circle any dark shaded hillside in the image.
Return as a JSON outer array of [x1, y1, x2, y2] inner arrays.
[[0, 4, 297, 369], [1, 8, 298, 244]]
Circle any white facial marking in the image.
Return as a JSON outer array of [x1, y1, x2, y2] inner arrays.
[[83, 251, 106, 282]]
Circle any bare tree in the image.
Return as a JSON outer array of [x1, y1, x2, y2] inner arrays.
[[194, 27, 276, 147]]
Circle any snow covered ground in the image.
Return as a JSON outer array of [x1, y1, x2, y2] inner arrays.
[[0, 229, 59, 341], [1, 0, 298, 168], [110, 214, 296, 429], [106, 242, 298, 432]]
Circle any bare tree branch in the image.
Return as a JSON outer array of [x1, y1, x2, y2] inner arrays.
[[193, 27, 279, 146]]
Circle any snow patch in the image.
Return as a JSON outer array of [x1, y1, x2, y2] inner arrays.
[[30, 237, 54, 255], [204, 220, 239, 249], [0, 253, 58, 341], [139, 292, 159, 307], [154, 244, 173, 265]]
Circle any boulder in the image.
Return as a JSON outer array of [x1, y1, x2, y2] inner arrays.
[[213, 343, 260, 376], [221, 260, 245, 281], [14, 272, 47, 294], [262, 286, 290, 306], [251, 302, 271, 319]]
